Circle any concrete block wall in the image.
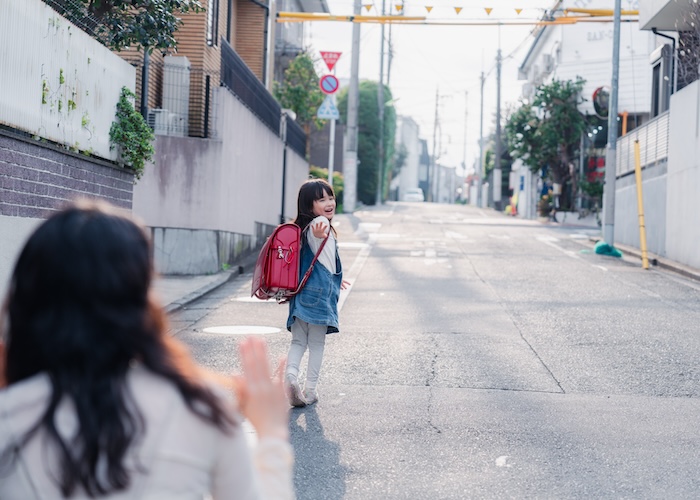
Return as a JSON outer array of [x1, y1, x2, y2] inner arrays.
[[0, 131, 135, 294]]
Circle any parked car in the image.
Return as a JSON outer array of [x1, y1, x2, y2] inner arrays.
[[402, 188, 425, 202]]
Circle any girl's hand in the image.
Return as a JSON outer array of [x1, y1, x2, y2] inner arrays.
[[341, 279, 351, 290], [311, 220, 329, 239], [233, 337, 289, 441]]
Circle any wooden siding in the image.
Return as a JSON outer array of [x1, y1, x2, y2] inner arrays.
[[113, 0, 269, 136], [235, 1, 267, 81]]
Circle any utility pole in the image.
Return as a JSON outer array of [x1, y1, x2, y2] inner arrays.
[[462, 91, 468, 202], [376, 0, 386, 205], [603, 0, 622, 245], [266, 0, 277, 92], [387, 24, 393, 86], [463, 91, 468, 172], [429, 88, 439, 202], [327, 74, 337, 186], [493, 48, 503, 211], [477, 72, 485, 207], [343, 0, 361, 212]]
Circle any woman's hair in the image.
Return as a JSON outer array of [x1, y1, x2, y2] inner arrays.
[[293, 178, 336, 232], [2, 199, 234, 497]]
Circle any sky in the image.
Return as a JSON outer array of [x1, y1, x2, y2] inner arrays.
[[298, 0, 561, 176]]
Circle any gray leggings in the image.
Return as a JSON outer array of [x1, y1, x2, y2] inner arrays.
[[286, 319, 327, 391]]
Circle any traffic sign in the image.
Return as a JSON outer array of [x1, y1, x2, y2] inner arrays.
[[320, 51, 342, 72], [317, 95, 340, 120], [320, 74, 340, 95]]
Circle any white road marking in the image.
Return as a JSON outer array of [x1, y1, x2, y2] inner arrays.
[[495, 456, 511, 467], [445, 231, 468, 239], [338, 243, 372, 312]]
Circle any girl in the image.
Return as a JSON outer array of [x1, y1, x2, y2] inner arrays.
[[0, 200, 293, 499], [285, 179, 349, 407]]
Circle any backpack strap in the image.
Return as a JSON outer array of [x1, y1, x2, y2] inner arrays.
[[292, 228, 330, 295]]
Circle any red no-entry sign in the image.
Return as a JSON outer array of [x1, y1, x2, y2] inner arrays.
[[320, 74, 340, 95]]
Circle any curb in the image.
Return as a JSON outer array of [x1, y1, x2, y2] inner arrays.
[[164, 253, 260, 314], [587, 236, 700, 282], [164, 271, 235, 314]]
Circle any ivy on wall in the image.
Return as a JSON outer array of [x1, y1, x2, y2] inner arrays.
[[109, 87, 154, 179]]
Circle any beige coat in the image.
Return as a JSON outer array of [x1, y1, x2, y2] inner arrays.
[[0, 365, 294, 499]]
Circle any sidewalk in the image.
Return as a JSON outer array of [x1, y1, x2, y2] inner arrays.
[[154, 272, 236, 313], [529, 210, 700, 281], [587, 237, 700, 282]]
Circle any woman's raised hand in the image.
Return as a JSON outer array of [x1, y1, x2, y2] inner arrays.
[[234, 337, 289, 440]]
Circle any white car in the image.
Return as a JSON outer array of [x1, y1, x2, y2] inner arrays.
[[402, 188, 425, 202]]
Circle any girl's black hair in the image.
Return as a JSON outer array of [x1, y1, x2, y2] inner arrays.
[[2, 199, 235, 497], [293, 178, 336, 232]]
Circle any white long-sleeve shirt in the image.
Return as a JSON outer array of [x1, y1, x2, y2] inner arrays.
[[0, 365, 294, 499], [307, 216, 337, 274]]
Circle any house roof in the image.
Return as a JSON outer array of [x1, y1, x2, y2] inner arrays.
[[299, 0, 329, 13], [518, 0, 562, 72]]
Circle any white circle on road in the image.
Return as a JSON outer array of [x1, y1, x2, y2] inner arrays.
[[202, 326, 281, 335]]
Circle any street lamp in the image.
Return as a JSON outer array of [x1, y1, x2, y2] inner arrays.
[[280, 109, 297, 224]]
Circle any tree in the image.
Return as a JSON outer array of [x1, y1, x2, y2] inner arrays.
[[274, 53, 325, 159], [43, 0, 203, 52], [337, 80, 396, 205], [505, 77, 587, 209]]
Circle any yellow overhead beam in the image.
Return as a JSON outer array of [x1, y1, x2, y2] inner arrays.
[[565, 8, 639, 16], [276, 12, 426, 22], [276, 12, 638, 26]]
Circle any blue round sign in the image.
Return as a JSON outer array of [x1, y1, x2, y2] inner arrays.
[[320, 74, 340, 95]]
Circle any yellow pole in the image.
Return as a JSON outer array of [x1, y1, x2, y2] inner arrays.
[[633, 140, 649, 269]]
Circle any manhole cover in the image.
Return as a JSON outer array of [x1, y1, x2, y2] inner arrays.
[[202, 326, 281, 335]]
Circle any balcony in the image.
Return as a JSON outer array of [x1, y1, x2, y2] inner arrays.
[[615, 111, 669, 177]]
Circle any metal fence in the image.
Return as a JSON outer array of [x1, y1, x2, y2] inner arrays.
[[221, 40, 280, 135], [286, 119, 306, 158], [616, 111, 669, 177], [119, 52, 218, 139]]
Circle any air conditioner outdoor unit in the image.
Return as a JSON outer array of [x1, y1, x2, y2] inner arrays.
[[147, 109, 170, 135], [167, 113, 187, 137]]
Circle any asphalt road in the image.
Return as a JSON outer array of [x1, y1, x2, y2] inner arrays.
[[170, 202, 700, 499]]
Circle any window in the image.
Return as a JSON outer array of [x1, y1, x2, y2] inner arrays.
[[649, 43, 672, 118], [207, 0, 220, 47]]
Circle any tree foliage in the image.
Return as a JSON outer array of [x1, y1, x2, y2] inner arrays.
[[337, 80, 396, 205], [274, 53, 325, 157], [44, 0, 203, 52], [505, 78, 587, 187]]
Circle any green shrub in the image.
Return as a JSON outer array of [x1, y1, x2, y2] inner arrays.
[[109, 87, 154, 179]]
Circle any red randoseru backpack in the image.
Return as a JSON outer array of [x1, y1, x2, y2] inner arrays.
[[251, 223, 329, 303]]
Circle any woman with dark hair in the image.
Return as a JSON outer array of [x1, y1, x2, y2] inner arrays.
[[0, 199, 293, 499]]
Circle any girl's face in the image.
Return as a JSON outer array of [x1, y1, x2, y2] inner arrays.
[[312, 190, 336, 220]]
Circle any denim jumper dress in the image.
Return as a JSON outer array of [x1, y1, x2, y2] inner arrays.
[[286, 234, 343, 334]]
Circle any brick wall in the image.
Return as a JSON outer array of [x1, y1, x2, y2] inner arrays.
[[0, 131, 134, 218]]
